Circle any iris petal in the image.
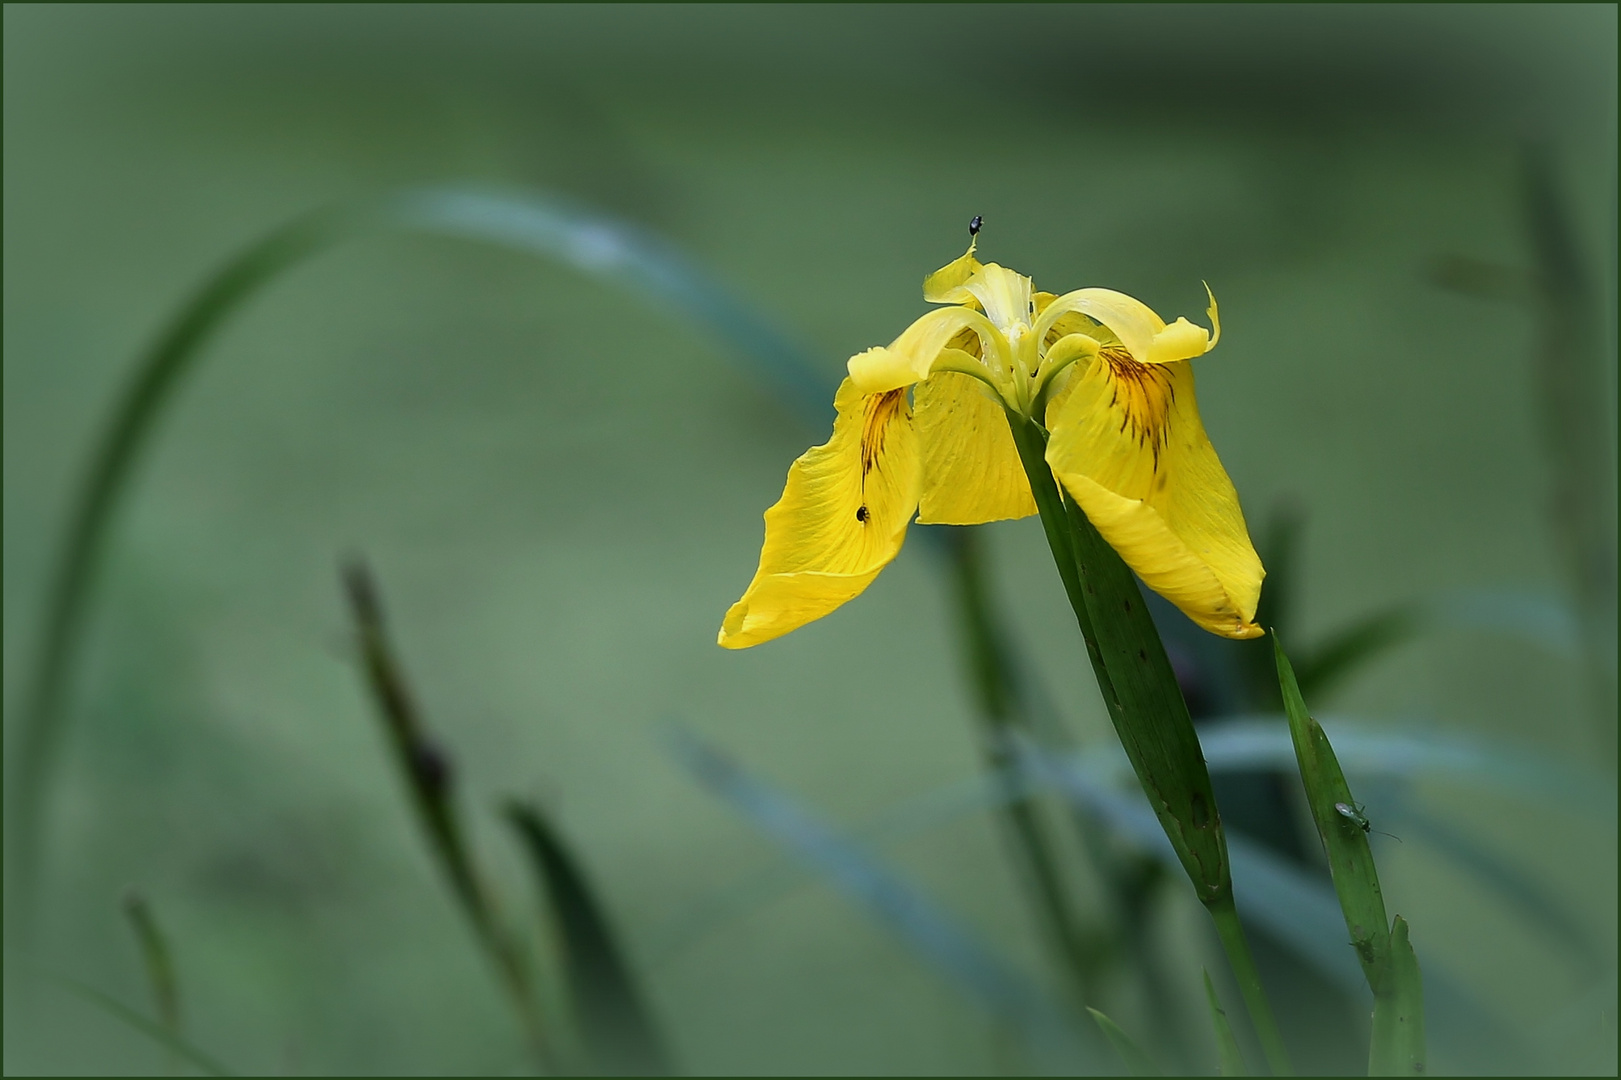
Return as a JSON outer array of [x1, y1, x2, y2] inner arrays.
[[848, 307, 1003, 395], [719, 376, 921, 648], [923, 242, 984, 302], [915, 372, 1037, 525], [1045, 353, 1263, 639], [1036, 288, 1165, 363]]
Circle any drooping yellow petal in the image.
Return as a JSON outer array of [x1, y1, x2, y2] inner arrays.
[[1045, 349, 1263, 639], [915, 371, 1037, 524], [719, 377, 921, 648]]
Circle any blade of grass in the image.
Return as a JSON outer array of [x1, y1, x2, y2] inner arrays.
[[503, 800, 671, 1077], [1520, 147, 1619, 757], [1087, 1007, 1162, 1076], [1203, 969, 1250, 1076], [1274, 636, 1392, 989], [1003, 416, 1228, 909], [55, 975, 235, 1077], [1368, 916, 1427, 1076], [661, 721, 1094, 1073], [342, 560, 554, 1073], [1275, 635, 1430, 1074], [121, 889, 180, 1072]]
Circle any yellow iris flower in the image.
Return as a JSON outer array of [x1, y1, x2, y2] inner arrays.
[[719, 241, 1264, 648]]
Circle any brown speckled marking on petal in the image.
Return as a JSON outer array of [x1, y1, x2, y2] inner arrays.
[[861, 388, 909, 478], [1102, 346, 1176, 469]]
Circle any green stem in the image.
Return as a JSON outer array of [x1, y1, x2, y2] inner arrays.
[[1209, 896, 1292, 1076]]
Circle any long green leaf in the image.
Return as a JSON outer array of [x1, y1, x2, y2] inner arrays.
[[1088, 1007, 1162, 1076], [503, 800, 671, 1077], [1368, 916, 1427, 1076], [1203, 970, 1249, 1076], [1275, 637, 1391, 989], [1003, 416, 1229, 907], [1004, 413, 1289, 1075]]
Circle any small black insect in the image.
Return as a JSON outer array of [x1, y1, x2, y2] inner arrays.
[[968, 214, 983, 237], [855, 505, 870, 523]]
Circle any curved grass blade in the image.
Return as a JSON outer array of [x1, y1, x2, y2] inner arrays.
[[9, 207, 347, 908], [1087, 1007, 1162, 1076], [380, 188, 829, 426], [503, 800, 671, 1077], [8, 185, 825, 909], [1368, 916, 1427, 1077], [55, 975, 235, 1077], [1203, 969, 1249, 1076], [660, 722, 1094, 1073]]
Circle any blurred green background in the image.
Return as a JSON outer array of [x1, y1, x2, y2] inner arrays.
[[4, 5, 1615, 1075]]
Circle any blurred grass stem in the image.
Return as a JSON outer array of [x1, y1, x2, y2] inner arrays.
[[121, 889, 181, 1073], [943, 526, 1104, 1010], [342, 561, 556, 1074]]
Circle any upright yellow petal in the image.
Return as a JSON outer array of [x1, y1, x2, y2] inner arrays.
[[915, 371, 1037, 524], [719, 377, 921, 648], [1045, 349, 1263, 639], [923, 241, 983, 302]]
